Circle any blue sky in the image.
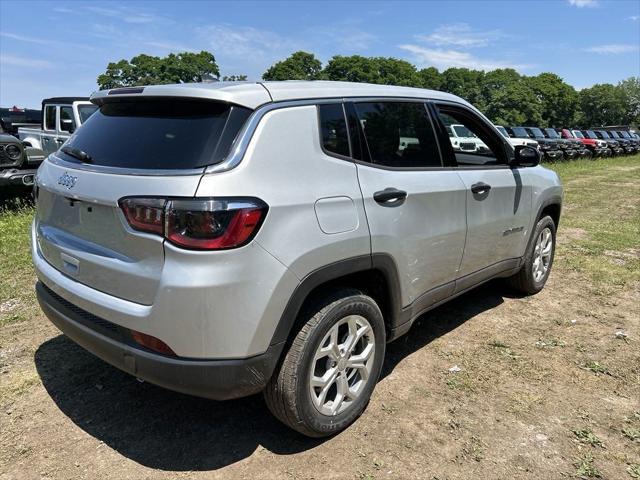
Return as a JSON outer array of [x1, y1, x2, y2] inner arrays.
[[1, 0, 639, 108]]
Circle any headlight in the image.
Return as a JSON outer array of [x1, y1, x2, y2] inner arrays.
[[5, 144, 22, 160]]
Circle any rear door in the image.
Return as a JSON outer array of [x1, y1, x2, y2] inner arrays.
[[34, 99, 251, 305], [349, 100, 467, 308], [431, 102, 532, 282]]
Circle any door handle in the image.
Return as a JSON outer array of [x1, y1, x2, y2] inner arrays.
[[471, 182, 491, 195], [373, 188, 407, 205]]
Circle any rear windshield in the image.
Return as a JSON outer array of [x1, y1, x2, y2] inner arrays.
[[60, 100, 251, 169]]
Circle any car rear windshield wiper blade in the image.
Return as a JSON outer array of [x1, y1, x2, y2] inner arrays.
[[61, 146, 93, 163]]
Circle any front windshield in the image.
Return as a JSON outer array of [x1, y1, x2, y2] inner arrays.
[[453, 125, 475, 137], [544, 128, 560, 138], [511, 127, 529, 138], [572, 130, 584, 138], [585, 130, 598, 139], [619, 131, 630, 138], [598, 130, 613, 139], [529, 128, 545, 138], [496, 126, 509, 138]]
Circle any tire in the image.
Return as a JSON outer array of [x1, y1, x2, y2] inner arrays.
[[506, 215, 556, 295], [264, 289, 386, 437]]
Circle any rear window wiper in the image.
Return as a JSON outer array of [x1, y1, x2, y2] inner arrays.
[[61, 146, 93, 164]]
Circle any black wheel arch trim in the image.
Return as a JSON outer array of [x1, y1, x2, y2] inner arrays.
[[270, 253, 403, 347]]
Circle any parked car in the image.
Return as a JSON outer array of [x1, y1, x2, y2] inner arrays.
[[507, 126, 563, 161], [446, 123, 490, 153], [541, 128, 587, 160], [601, 130, 637, 154], [593, 130, 633, 155], [0, 122, 43, 187], [18, 97, 97, 156], [561, 129, 610, 157], [582, 129, 623, 156], [495, 125, 539, 150], [32, 81, 562, 437], [610, 130, 640, 152], [0, 106, 41, 137]]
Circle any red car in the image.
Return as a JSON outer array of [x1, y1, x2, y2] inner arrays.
[[559, 128, 610, 157]]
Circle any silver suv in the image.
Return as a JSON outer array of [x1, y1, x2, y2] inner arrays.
[[32, 81, 562, 437]]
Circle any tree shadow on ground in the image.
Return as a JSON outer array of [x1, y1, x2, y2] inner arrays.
[[35, 281, 508, 471]]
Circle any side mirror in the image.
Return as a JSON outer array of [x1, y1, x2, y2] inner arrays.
[[512, 145, 540, 167]]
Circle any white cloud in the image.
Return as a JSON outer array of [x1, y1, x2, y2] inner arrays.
[[198, 24, 289, 59], [585, 44, 639, 54], [416, 23, 505, 48], [398, 44, 531, 71], [144, 41, 196, 53], [567, 0, 598, 7], [0, 32, 50, 45], [0, 54, 53, 69], [84, 5, 159, 24], [629, 15, 639, 21]]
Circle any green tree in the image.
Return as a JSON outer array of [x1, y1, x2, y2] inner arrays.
[[262, 51, 323, 81], [618, 76, 640, 125], [323, 55, 420, 86], [417, 67, 442, 90], [440, 68, 486, 108], [526, 73, 578, 127], [480, 69, 543, 125], [97, 51, 220, 89], [578, 83, 627, 127]]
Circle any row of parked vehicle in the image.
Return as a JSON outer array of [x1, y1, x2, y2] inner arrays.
[[446, 123, 640, 161], [501, 126, 640, 161]]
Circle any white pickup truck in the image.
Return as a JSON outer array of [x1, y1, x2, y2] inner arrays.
[[18, 97, 97, 156], [447, 123, 490, 153]]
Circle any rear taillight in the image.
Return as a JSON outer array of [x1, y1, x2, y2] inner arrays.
[[118, 197, 267, 250], [119, 198, 165, 234]]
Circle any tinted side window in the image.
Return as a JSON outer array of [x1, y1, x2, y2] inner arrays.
[[318, 103, 350, 157], [59, 106, 76, 133], [355, 102, 441, 168], [435, 106, 507, 166], [44, 105, 56, 131]]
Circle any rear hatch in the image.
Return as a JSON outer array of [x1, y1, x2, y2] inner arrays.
[[35, 98, 252, 305]]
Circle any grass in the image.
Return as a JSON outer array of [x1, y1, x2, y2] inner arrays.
[[0, 194, 37, 327], [546, 156, 640, 292], [574, 453, 602, 478], [572, 428, 604, 447]]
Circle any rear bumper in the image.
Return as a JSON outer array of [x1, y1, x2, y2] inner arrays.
[[36, 281, 283, 400], [0, 168, 37, 186]]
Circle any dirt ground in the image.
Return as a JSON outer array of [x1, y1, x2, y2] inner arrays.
[[1, 158, 639, 479]]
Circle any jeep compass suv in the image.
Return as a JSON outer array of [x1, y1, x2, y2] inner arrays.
[[33, 81, 562, 437]]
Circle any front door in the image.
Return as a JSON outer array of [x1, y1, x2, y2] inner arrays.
[[431, 102, 532, 280], [348, 101, 467, 308]]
